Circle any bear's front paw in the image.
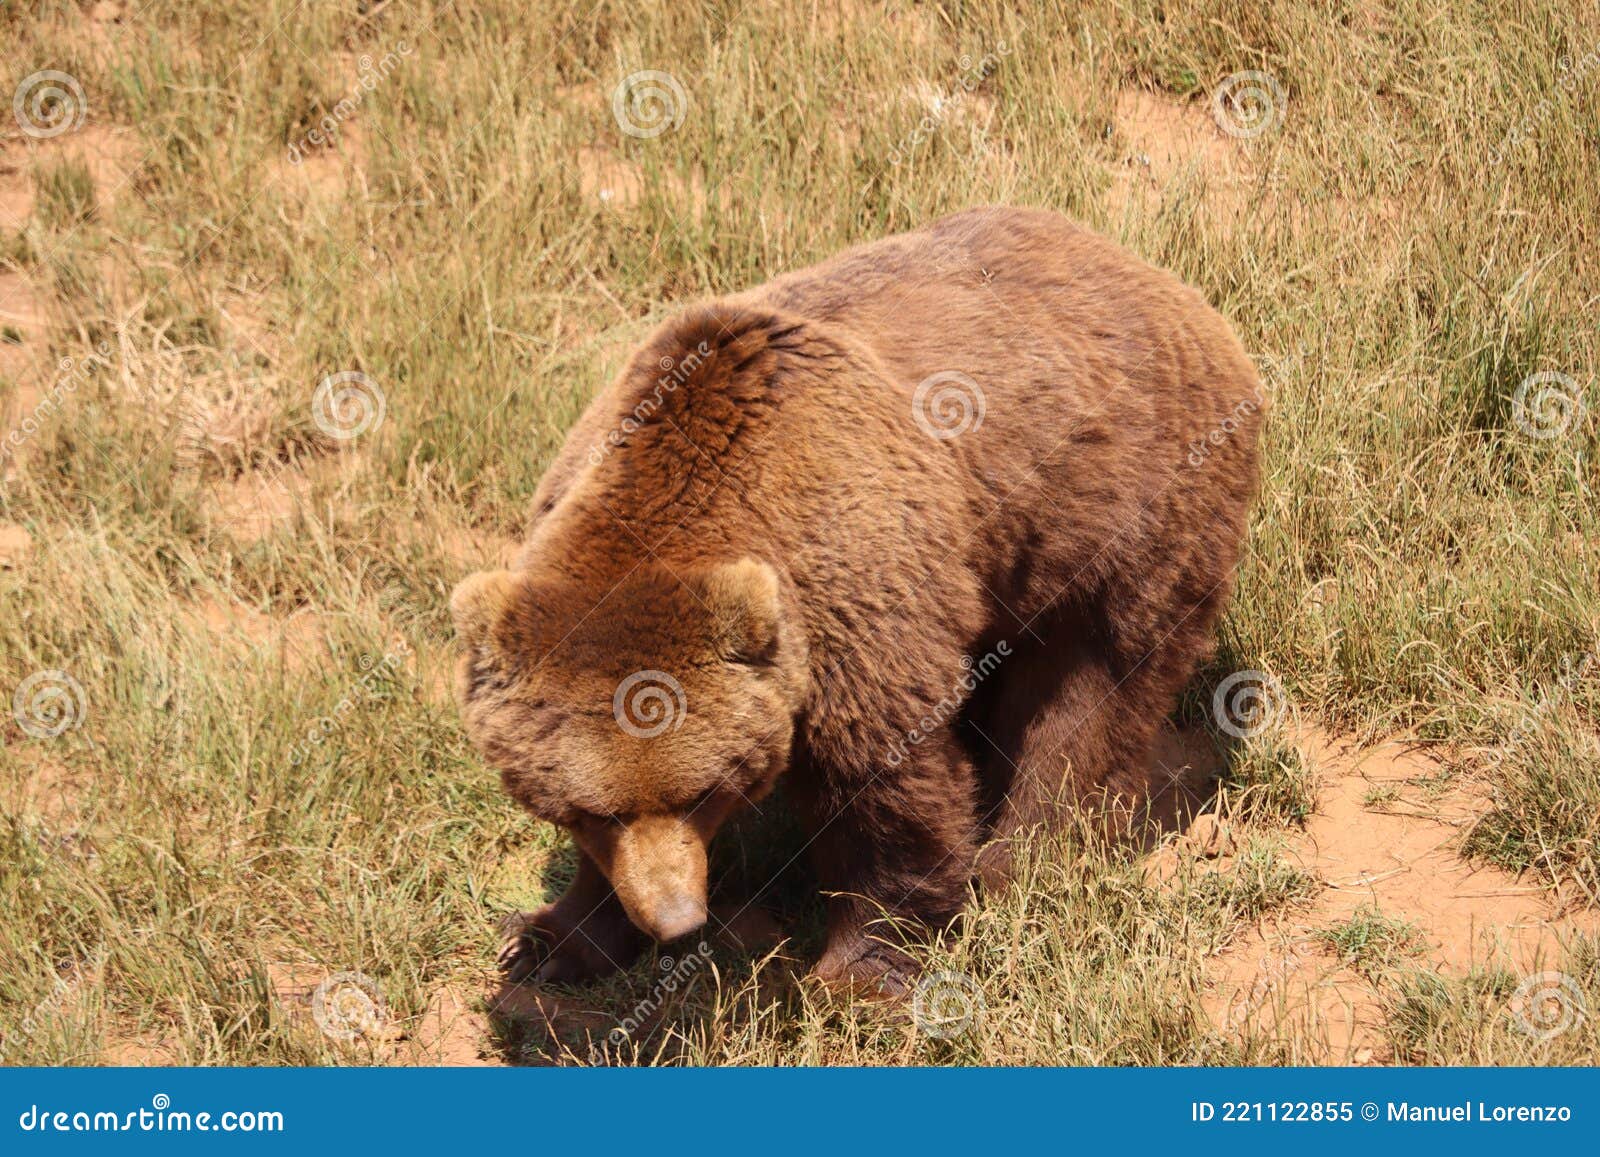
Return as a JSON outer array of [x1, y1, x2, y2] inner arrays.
[[497, 906, 640, 986], [810, 939, 917, 998]]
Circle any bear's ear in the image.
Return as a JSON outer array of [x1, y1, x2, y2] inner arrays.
[[450, 570, 519, 645], [701, 558, 782, 665]]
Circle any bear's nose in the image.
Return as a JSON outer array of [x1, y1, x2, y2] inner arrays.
[[640, 895, 707, 943]]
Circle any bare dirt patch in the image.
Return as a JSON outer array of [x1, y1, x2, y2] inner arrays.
[[0, 750, 94, 838], [203, 467, 313, 545], [272, 122, 367, 206], [0, 155, 34, 235], [1199, 732, 1597, 1063], [0, 523, 33, 568], [397, 982, 497, 1066], [1115, 90, 1243, 187], [437, 523, 522, 571], [1104, 88, 1405, 248], [1107, 90, 1260, 217], [199, 453, 374, 547], [577, 146, 645, 210]]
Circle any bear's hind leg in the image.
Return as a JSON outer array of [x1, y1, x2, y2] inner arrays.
[[972, 611, 1215, 886]]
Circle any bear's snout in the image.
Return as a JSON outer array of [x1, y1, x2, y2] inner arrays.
[[637, 893, 707, 943], [589, 814, 710, 943]]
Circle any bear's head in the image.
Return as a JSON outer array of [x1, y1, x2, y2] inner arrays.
[[450, 558, 807, 943]]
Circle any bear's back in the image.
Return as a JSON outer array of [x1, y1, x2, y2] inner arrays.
[[526, 208, 1262, 614]]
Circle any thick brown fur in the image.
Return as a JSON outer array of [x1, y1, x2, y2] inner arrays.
[[452, 206, 1263, 988]]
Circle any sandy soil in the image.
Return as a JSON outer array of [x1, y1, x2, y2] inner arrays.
[[1193, 731, 1596, 1063]]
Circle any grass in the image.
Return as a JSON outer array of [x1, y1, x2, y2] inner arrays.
[[33, 159, 96, 228], [1362, 783, 1400, 810], [1217, 726, 1319, 826], [1, 0, 1598, 1066], [1383, 940, 1600, 1064], [1464, 678, 1600, 901], [512, 823, 1317, 1066], [1317, 906, 1425, 979]]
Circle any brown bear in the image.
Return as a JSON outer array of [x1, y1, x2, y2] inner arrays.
[[452, 206, 1263, 989]]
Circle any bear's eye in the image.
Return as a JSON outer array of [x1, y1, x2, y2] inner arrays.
[[568, 808, 622, 832]]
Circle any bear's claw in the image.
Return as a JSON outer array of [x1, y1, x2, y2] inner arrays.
[[497, 912, 553, 985], [496, 905, 642, 985]]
